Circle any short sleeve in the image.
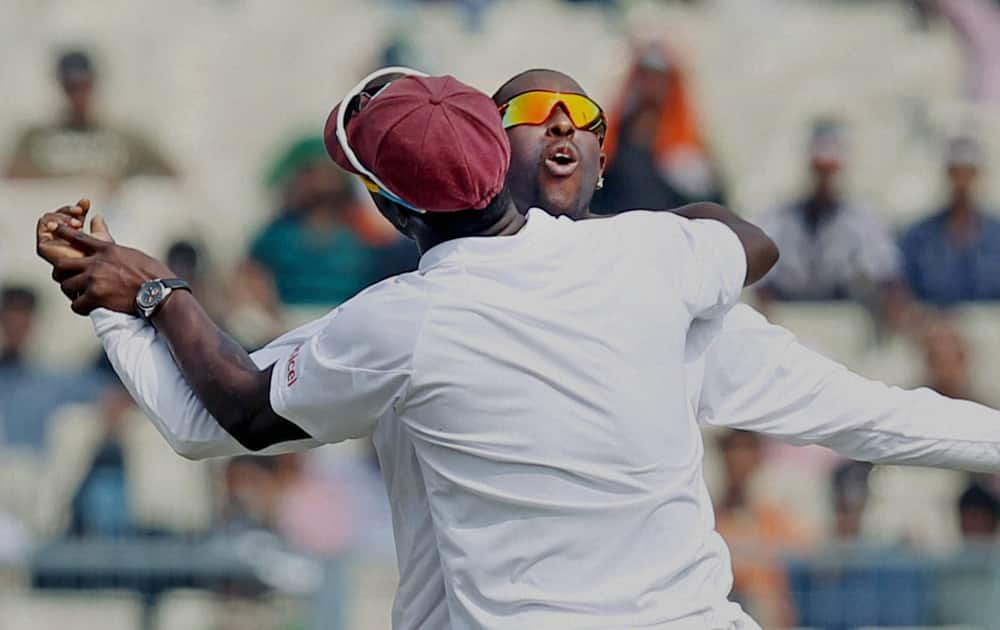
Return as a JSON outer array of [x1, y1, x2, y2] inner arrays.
[[268, 282, 422, 443], [674, 217, 747, 320]]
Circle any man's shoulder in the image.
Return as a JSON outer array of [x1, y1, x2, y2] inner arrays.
[[901, 210, 948, 241], [979, 211, 1000, 234], [326, 273, 431, 356], [578, 208, 687, 238]]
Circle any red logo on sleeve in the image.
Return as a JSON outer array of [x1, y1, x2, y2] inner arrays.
[[287, 344, 303, 387]]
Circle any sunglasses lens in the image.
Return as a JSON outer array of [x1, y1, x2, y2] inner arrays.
[[561, 95, 603, 129], [502, 92, 604, 131], [502, 93, 556, 127]]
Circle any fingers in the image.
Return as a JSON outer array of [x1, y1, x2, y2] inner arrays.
[[37, 211, 76, 239], [53, 224, 108, 253], [49, 207, 85, 230], [90, 214, 115, 243], [37, 209, 87, 263], [59, 272, 90, 301], [50, 256, 93, 282], [70, 291, 98, 316], [52, 256, 92, 274]]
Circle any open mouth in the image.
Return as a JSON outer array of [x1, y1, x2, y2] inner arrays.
[[543, 143, 580, 177]]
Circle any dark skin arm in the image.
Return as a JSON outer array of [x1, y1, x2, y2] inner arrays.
[[46, 224, 309, 452]]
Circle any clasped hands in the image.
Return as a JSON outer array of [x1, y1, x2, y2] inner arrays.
[[36, 199, 173, 316]]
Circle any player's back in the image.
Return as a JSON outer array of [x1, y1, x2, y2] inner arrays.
[[389, 208, 746, 629]]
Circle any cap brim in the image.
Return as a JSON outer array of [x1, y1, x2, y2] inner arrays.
[[323, 104, 360, 175]]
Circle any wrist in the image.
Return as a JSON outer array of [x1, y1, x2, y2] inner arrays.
[[136, 278, 192, 319], [151, 286, 195, 324]]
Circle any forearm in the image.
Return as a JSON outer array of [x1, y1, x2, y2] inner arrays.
[[672, 202, 778, 285], [702, 312, 1000, 472], [92, 309, 319, 458], [151, 290, 310, 450]]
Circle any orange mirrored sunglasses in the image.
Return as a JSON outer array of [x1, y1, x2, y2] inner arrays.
[[499, 90, 607, 142]]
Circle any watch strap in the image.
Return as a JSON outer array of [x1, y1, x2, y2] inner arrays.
[[160, 278, 191, 293]]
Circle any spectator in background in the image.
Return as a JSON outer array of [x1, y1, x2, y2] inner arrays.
[[900, 136, 1000, 306], [218, 454, 351, 556], [788, 459, 932, 629], [5, 49, 174, 180], [242, 137, 408, 309], [593, 40, 724, 214], [0, 286, 93, 449], [165, 239, 227, 321], [831, 460, 874, 541], [713, 430, 811, 628], [757, 120, 907, 315], [922, 317, 973, 400], [957, 482, 999, 539], [270, 453, 352, 557], [35, 371, 213, 540], [62, 379, 134, 538], [219, 456, 282, 536]]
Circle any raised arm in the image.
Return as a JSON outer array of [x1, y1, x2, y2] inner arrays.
[[698, 304, 1000, 472], [672, 202, 779, 286], [50, 224, 312, 453]]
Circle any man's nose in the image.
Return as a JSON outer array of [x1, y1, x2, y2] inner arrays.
[[547, 106, 576, 138]]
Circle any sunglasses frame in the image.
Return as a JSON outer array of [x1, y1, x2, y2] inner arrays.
[[335, 66, 430, 214], [498, 90, 608, 143]]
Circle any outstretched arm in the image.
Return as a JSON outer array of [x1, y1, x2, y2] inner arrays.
[[698, 305, 1000, 472]]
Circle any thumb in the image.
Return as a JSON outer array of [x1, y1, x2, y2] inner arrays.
[[90, 214, 115, 243]]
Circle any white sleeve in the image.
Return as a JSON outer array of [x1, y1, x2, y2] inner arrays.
[[269, 291, 416, 444], [615, 211, 747, 320], [677, 218, 747, 320], [91, 308, 323, 460], [698, 304, 1000, 472]]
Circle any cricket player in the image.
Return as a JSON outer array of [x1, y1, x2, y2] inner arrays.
[[37, 70, 780, 629], [491, 67, 1000, 470]]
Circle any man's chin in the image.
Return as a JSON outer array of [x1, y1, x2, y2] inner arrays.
[[539, 183, 587, 219]]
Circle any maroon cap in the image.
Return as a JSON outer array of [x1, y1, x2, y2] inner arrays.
[[325, 74, 510, 212]]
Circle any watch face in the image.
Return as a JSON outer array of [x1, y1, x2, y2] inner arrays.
[[138, 282, 164, 309]]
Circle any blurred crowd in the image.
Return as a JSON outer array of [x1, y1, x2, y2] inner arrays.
[[2, 0, 1000, 628]]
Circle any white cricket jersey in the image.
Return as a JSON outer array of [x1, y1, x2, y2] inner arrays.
[[266, 208, 748, 629], [91, 204, 1000, 629]]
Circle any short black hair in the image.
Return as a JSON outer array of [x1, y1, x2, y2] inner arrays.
[[492, 68, 577, 104], [166, 240, 202, 281], [0, 286, 38, 311], [959, 482, 1000, 517], [832, 460, 873, 508], [57, 49, 94, 83]]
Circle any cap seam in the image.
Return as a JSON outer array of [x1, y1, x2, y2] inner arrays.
[[439, 105, 476, 208]]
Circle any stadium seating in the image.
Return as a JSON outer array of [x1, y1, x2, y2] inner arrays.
[[0, 591, 143, 630], [766, 301, 877, 371], [951, 303, 1000, 407], [2, 2, 1000, 629]]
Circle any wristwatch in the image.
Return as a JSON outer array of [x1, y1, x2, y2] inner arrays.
[[135, 278, 191, 319]]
